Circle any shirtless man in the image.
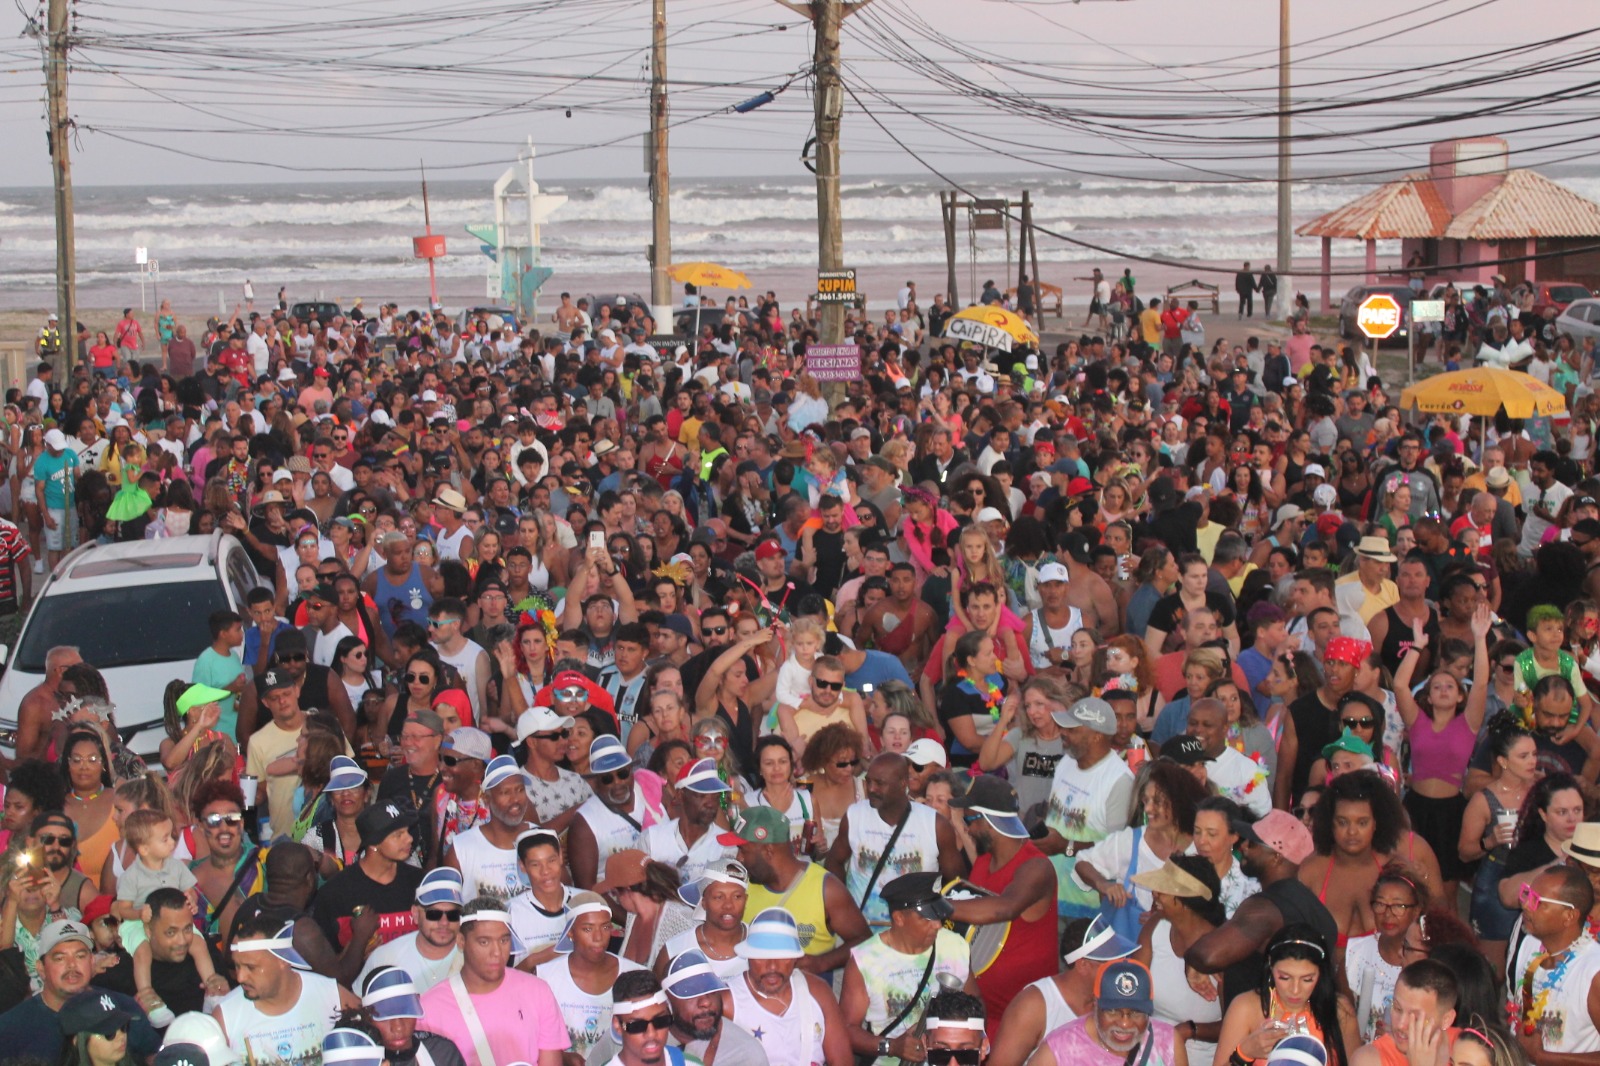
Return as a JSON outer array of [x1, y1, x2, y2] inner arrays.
[[1295, 769, 1441, 950], [1060, 534, 1121, 637], [860, 563, 937, 674], [13, 645, 82, 763]]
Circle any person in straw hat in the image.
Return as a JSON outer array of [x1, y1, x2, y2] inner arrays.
[[1335, 537, 1400, 628], [433, 486, 475, 562]]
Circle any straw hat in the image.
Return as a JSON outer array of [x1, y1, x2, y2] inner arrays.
[[433, 487, 467, 513], [1354, 535, 1397, 563]]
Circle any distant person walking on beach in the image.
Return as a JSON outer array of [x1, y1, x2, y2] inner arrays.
[[113, 309, 143, 355], [1076, 269, 1111, 332], [1235, 262, 1257, 319], [981, 279, 1003, 306], [244, 279, 255, 311], [897, 281, 917, 311], [1017, 275, 1036, 322], [1259, 264, 1279, 318], [277, 285, 287, 311]]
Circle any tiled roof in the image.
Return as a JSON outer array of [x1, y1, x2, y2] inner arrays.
[[1296, 169, 1600, 241]]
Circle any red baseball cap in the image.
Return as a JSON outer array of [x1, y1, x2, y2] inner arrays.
[[755, 540, 786, 561], [82, 894, 115, 926]]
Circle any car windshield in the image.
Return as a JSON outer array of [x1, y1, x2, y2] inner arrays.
[[13, 581, 226, 672], [1550, 285, 1590, 303]]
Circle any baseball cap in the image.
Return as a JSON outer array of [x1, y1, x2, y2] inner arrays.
[[754, 539, 786, 561], [905, 738, 948, 769], [259, 666, 296, 692], [659, 614, 695, 640], [1321, 728, 1374, 761], [44, 428, 67, 451], [176, 683, 232, 717], [717, 805, 791, 846], [81, 894, 114, 926], [947, 774, 1028, 839], [59, 989, 131, 1038], [677, 757, 733, 795], [678, 857, 751, 909], [592, 848, 649, 895], [1303, 463, 1327, 480], [1160, 735, 1208, 766], [360, 965, 424, 1020], [736, 908, 806, 960], [664, 948, 729, 999], [1274, 503, 1304, 527], [1234, 809, 1315, 865], [356, 801, 418, 849], [976, 506, 1006, 524], [516, 705, 573, 742], [1096, 959, 1154, 1014], [1037, 561, 1069, 584], [157, 1042, 215, 1066], [442, 726, 493, 762], [37, 919, 92, 956], [404, 709, 444, 735], [415, 866, 464, 906], [1051, 696, 1116, 735]]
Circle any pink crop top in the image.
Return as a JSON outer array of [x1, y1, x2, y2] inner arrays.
[[1408, 711, 1475, 789]]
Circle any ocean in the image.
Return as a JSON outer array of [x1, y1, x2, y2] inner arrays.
[[2, 172, 1597, 314]]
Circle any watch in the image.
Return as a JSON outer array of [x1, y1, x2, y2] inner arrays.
[[878, 1038, 892, 1057]]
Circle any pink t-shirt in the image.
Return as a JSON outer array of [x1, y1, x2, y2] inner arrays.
[[418, 969, 569, 1066], [1045, 1016, 1179, 1066]]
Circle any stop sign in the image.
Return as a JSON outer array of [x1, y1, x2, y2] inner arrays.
[[1357, 293, 1403, 340]]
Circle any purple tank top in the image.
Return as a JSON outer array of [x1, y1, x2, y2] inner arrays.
[[1409, 711, 1475, 789]]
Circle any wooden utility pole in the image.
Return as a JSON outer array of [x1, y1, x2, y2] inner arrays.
[[1017, 190, 1031, 295], [46, 0, 77, 376], [648, 0, 672, 328], [941, 192, 959, 308], [1275, 0, 1292, 301], [774, 0, 876, 345]]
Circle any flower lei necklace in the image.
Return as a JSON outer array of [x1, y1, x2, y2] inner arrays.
[[1514, 937, 1588, 1037], [956, 669, 1005, 719]]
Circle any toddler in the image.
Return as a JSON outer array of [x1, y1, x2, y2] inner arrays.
[[112, 808, 224, 1024], [775, 618, 826, 732]]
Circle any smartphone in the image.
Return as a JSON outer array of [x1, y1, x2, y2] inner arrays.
[[589, 530, 605, 550], [861, 683, 875, 695]]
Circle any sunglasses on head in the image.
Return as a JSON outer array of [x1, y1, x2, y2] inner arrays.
[[813, 678, 843, 691], [620, 1013, 675, 1035], [203, 812, 244, 829], [928, 1050, 984, 1066], [591, 767, 633, 786], [423, 907, 462, 923]]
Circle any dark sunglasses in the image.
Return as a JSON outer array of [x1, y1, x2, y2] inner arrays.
[[441, 753, 471, 767], [1499, 663, 1517, 674], [813, 679, 843, 691], [703, 625, 728, 636], [37, 833, 73, 846], [203, 812, 244, 829], [405, 672, 435, 684], [423, 908, 462, 923], [532, 729, 571, 741], [835, 758, 860, 770], [1292, 805, 1315, 819], [620, 1013, 675, 1034], [1340, 717, 1375, 729], [591, 767, 633, 785], [927, 1051, 983, 1066], [277, 652, 308, 663]]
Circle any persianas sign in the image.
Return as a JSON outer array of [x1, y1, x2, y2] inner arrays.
[[1357, 293, 1402, 339]]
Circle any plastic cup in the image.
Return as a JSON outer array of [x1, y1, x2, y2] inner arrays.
[[239, 774, 259, 808]]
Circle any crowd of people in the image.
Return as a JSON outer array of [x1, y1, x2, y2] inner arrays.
[[0, 271, 1595, 1066]]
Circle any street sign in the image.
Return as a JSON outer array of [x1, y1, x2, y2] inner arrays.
[[816, 269, 858, 305], [806, 343, 861, 381], [1357, 293, 1403, 340], [1411, 300, 1445, 323]]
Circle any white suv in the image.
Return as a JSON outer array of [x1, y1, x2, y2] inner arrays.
[[0, 532, 265, 758]]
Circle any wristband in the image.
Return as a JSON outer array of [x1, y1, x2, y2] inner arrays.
[[1231, 1049, 1258, 1066]]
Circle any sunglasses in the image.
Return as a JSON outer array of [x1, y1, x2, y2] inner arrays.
[[1292, 805, 1314, 819], [277, 653, 308, 664], [404, 673, 434, 685], [1499, 663, 1517, 675], [37, 833, 73, 846], [704, 625, 728, 636], [423, 908, 462, 923], [426, 618, 457, 628], [203, 812, 244, 829], [928, 1050, 984, 1066], [441, 753, 474, 767], [1521, 882, 1578, 911], [532, 729, 571, 741], [835, 758, 861, 770], [813, 679, 843, 691], [620, 1013, 675, 1034], [591, 767, 633, 785], [1340, 717, 1375, 729]]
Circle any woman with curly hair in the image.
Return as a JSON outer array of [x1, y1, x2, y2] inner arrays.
[[800, 722, 865, 852]]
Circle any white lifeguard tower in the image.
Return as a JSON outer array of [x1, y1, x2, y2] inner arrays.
[[466, 138, 567, 322]]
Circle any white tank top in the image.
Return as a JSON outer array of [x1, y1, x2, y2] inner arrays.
[[1028, 607, 1084, 670], [577, 792, 644, 872], [664, 927, 748, 981], [535, 953, 643, 1058], [728, 969, 824, 1066], [1149, 920, 1220, 1065], [217, 971, 340, 1063], [1024, 975, 1078, 1038], [844, 800, 941, 930], [451, 824, 528, 903], [436, 524, 473, 562]]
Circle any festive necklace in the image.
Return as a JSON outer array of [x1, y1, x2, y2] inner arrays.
[[956, 669, 1005, 719], [70, 787, 103, 803], [1515, 937, 1588, 1036]]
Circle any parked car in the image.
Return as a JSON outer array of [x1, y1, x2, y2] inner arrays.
[[0, 533, 265, 758], [1529, 282, 1594, 317], [1555, 298, 1600, 346], [289, 301, 343, 325], [674, 308, 730, 337], [1338, 284, 1415, 346]]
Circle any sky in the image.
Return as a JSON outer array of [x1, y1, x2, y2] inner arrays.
[[0, 0, 1594, 189]]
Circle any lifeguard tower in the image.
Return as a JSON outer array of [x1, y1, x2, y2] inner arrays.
[[466, 138, 567, 322]]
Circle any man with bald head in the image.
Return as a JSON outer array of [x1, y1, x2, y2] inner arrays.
[[824, 753, 964, 932]]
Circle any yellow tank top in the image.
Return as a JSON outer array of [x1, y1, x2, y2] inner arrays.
[[745, 862, 834, 957]]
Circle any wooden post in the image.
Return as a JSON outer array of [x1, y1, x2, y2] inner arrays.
[[46, 0, 76, 378], [942, 192, 959, 308]]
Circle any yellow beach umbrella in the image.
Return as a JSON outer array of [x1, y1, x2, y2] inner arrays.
[[941, 305, 1039, 352], [1399, 367, 1567, 419], [668, 261, 752, 290]]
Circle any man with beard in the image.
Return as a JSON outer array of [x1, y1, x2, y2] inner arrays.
[[638, 758, 736, 883], [1185, 809, 1336, 1004], [27, 810, 95, 915], [1025, 960, 1180, 1066], [592, 964, 769, 1066], [945, 776, 1057, 1040], [825, 754, 963, 934], [445, 755, 538, 902], [378, 709, 446, 866], [798, 495, 849, 602], [213, 916, 358, 1061], [726, 909, 852, 1066], [0, 919, 160, 1059], [420, 897, 568, 1066], [860, 564, 937, 674], [188, 781, 249, 941], [361, 964, 468, 1066], [569, 735, 667, 890], [726, 807, 869, 973], [358, 868, 465, 994]]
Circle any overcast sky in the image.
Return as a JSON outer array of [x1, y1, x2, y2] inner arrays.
[[0, 0, 1592, 188]]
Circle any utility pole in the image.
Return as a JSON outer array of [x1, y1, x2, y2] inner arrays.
[[775, 0, 876, 345], [648, 0, 672, 331], [45, 0, 77, 376], [1275, 0, 1292, 303]]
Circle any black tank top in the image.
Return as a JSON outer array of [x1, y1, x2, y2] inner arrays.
[[1221, 877, 1339, 1003], [1377, 604, 1441, 677]]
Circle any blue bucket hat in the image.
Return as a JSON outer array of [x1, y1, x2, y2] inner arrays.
[[324, 755, 367, 793], [587, 734, 632, 775], [663, 948, 728, 1000], [736, 908, 805, 960], [360, 965, 424, 1020]]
